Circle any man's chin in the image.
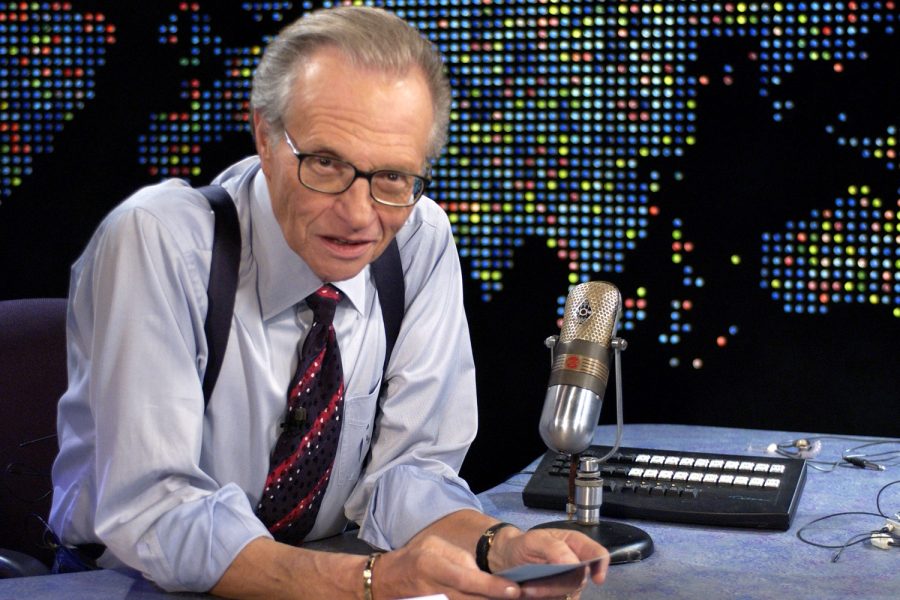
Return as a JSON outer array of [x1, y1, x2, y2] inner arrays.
[[308, 256, 374, 283]]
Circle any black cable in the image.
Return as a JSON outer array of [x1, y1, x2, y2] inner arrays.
[[830, 532, 876, 563], [796, 511, 884, 549], [796, 479, 900, 560], [875, 480, 900, 517]]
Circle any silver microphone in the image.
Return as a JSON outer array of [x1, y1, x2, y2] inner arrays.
[[539, 281, 622, 454]]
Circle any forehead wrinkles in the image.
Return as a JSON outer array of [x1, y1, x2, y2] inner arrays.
[[298, 107, 418, 158], [287, 65, 432, 168]]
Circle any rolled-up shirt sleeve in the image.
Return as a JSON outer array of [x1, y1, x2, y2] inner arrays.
[[346, 202, 483, 550], [51, 185, 270, 591]]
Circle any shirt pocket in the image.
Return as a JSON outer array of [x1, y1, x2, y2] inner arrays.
[[336, 385, 380, 483]]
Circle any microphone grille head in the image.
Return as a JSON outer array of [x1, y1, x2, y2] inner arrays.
[[559, 282, 622, 346]]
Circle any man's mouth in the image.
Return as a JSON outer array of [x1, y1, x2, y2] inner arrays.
[[327, 237, 368, 246]]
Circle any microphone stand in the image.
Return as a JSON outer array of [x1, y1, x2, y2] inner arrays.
[[532, 337, 654, 564]]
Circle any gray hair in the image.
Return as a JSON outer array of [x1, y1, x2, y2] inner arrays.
[[251, 6, 451, 162]]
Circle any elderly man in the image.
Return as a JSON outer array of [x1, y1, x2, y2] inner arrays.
[[50, 6, 608, 598]]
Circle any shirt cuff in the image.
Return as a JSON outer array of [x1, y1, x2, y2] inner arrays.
[[143, 483, 272, 592], [357, 464, 483, 550]]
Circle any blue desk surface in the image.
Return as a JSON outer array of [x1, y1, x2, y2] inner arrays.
[[483, 423, 900, 599], [2, 424, 898, 599]]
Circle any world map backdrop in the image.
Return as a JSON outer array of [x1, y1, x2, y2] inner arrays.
[[2, 1, 898, 488]]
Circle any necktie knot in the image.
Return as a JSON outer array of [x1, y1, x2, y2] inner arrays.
[[306, 285, 342, 325]]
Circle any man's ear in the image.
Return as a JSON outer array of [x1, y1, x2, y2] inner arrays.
[[253, 111, 271, 161]]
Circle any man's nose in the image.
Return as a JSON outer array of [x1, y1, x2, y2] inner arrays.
[[335, 177, 376, 229]]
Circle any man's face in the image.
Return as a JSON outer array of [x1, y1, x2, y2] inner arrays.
[[255, 47, 434, 283]]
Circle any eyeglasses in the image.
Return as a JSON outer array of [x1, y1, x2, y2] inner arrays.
[[283, 131, 429, 207]]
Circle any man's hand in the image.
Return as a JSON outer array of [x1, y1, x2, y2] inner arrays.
[[371, 511, 609, 599], [373, 534, 521, 599], [488, 527, 609, 599]]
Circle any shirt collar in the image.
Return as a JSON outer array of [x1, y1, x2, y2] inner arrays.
[[249, 172, 368, 320]]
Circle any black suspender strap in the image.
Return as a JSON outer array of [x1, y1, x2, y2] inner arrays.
[[370, 238, 404, 379], [197, 185, 241, 407], [196, 185, 405, 408]]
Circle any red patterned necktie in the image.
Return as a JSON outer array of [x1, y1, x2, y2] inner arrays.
[[256, 284, 344, 544]]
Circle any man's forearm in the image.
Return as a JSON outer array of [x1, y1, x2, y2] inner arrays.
[[210, 537, 368, 600], [211, 511, 519, 600], [210, 511, 606, 600]]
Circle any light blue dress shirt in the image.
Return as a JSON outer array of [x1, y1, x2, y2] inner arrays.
[[49, 156, 481, 592]]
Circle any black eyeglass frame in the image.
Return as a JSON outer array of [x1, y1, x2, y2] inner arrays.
[[283, 131, 430, 207]]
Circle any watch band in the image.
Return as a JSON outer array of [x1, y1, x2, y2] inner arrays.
[[475, 522, 515, 573]]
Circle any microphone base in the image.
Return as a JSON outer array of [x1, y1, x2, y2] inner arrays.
[[531, 519, 653, 565]]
